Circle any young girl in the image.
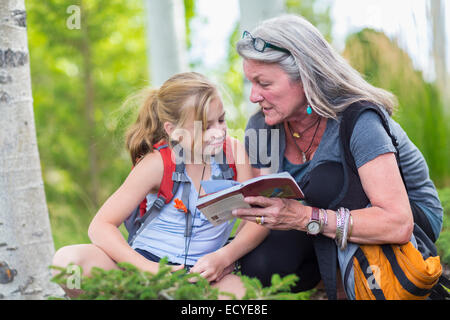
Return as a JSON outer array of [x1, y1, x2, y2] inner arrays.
[[52, 72, 269, 298]]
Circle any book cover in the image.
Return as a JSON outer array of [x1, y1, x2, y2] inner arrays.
[[197, 172, 304, 226]]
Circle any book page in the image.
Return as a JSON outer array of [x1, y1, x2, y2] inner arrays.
[[199, 193, 251, 226]]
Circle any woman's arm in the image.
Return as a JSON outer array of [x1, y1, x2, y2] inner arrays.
[[87, 151, 182, 273], [321, 152, 414, 244], [233, 153, 414, 245]]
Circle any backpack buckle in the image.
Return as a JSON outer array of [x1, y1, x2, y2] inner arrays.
[[153, 196, 166, 210], [172, 172, 188, 182], [222, 167, 235, 180]]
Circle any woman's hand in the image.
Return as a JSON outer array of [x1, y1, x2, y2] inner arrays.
[[189, 250, 229, 283], [232, 196, 311, 231]]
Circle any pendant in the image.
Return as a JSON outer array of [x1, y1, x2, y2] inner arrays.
[[293, 132, 300, 139], [302, 152, 307, 163]]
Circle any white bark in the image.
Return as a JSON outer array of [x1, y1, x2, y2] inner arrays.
[[144, 0, 188, 86], [239, 0, 285, 34], [428, 0, 449, 109], [0, 0, 63, 299], [238, 0, 285, 115]]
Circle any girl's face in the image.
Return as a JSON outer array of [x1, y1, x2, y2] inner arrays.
[[243, 59, 307, 125], [202, 97, 227, 157], [169, 96, 227, 162]]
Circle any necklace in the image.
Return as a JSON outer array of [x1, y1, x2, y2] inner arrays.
[[287, 116, 320, 139], [287, 117, 322, 163]]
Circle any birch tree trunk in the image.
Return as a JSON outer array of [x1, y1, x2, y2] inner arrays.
[[0, 0, 62, 299], [144, 0, 188, 86], [239, 0, 285, 115], [428, 0, 449, 110], [80, 1, 100, 209]]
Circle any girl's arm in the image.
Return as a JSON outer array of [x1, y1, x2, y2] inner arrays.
[[88, 151, 181, 273], [190, 137, 269, 281]]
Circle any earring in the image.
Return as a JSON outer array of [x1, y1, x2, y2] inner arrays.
[[306, 105, 312, 115]]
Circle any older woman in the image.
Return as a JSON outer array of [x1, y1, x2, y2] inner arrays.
[[232, 14, 443, 299]]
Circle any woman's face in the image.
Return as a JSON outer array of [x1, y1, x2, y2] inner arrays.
[[243, 59, 307, 126]]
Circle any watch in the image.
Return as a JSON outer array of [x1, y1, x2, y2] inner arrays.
[[306, 207, 321, 235]]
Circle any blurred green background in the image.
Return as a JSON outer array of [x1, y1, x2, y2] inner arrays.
[[25, 0, 450, 268]]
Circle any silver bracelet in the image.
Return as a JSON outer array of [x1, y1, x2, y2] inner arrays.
[[335, 207, 351, 250], [340, 208, 351, 250], [334, 209, 344, 247]]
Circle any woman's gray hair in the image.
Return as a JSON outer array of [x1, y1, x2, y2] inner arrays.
[[236, 14, 397, 119]]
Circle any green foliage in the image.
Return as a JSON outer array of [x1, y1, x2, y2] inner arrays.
[[26, 0, 149, 248], [241, 274, 309, 300], [285, 0, 333, 41], [436, 188, 450, 264], [216, 22, 247, 142], [343, 29, 450, 187], [49, 259, 308, 300], [184, 0, 196, 50]]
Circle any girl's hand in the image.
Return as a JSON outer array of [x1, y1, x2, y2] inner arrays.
[[215, 262, 235, 282], [189, 251, 229, 283], [139, 260, 184, 274], [170, 264, 185, 273], [232, 196, 311, 231]]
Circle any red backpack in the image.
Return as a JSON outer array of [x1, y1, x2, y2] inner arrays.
[[125, 137, 237, 245]]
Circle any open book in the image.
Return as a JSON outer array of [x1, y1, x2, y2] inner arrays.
[[196, 172, 304, 226]]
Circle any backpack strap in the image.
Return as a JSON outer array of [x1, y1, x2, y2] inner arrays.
[[128, 139, 237, 245], [339, 102, 403, 181], [170, 149, 193, 238], [222, 136, 237, 180], [212, 136, 238, 180], [155, 141, 177, 205], [127, 141, 182, 245]]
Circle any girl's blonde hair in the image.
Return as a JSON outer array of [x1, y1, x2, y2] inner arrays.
[[125, 72, 219, 164], [236, 14, 397, 119]]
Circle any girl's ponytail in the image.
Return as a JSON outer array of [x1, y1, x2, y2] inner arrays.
[[125, 72, 220, 165], [125, 88, 167, 164]]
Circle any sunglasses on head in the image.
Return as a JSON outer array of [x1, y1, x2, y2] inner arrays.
[[242, 30, 290, 54]]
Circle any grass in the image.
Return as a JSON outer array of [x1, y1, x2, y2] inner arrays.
[[436, 188, 450, 264]]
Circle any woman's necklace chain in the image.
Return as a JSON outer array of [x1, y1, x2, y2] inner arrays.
[[287, 117, 322, 163], [287, 116, 320, 139]]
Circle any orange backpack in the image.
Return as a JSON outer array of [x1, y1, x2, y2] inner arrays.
[[351, 240, 442, 300]]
